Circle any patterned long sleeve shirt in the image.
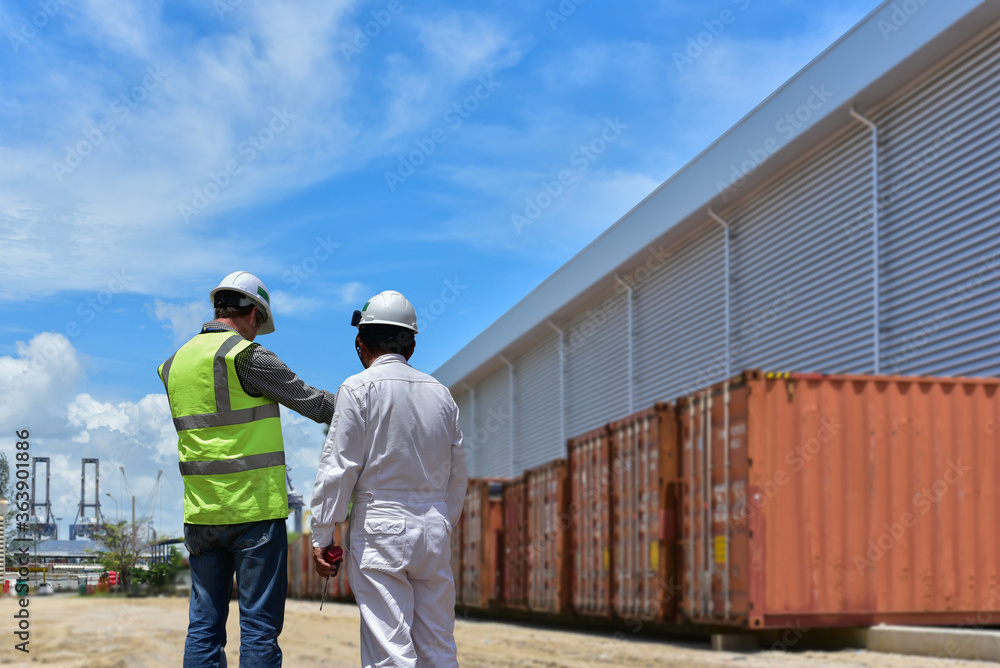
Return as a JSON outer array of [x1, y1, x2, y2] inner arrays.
[[201, 321, 335, 424]]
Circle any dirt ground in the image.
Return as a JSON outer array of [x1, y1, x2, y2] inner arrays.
[[1, 594, 993, 667]]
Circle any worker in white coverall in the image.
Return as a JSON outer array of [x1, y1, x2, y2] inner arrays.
[[310, 290, 467, 668]]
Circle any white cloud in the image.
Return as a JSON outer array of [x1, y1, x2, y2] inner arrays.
[[148, 299, 213, 344], [270, 291, 320, 318], [336, 281, 367, 305], [0, 0, 358, 301], [0, 333, 183, 537], [267, 281, 367, 318], [0, 332, 84, 431], [66, 392, 177, 464]]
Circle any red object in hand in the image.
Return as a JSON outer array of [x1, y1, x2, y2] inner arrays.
[[325, 545, 343, 567]]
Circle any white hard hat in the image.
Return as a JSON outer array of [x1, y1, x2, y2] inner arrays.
[[210, 271, 275, 335], [351, 290, 418, 333]]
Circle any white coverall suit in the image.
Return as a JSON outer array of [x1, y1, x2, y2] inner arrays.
[[311, 353, 467, 668]]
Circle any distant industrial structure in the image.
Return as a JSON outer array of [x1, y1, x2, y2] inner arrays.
[[29, 457, 58, 541], [22, 456, 305, 541], [286, 467, 304, 534], [70, 458, 102, 540]]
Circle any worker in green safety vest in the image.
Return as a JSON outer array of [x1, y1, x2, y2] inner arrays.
[[159, 270, 335, 668]]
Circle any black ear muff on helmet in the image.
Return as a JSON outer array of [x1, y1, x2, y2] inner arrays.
[[214, 291, 249, 308]]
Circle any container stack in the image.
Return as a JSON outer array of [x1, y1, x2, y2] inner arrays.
[[568, 426, 614, 618], [291, 370, 1000, 633], [526, 459, 571, 615]]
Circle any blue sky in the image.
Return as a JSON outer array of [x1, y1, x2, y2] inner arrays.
[[0, 0, 884, 541]]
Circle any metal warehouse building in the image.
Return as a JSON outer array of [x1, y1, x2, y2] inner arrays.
[[435, 0, 1000, 478]]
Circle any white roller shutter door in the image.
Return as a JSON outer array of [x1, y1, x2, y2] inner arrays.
[[453, 389, 476, 476], [513, 333, 562, 472], [633, 225, 726, 407], [879, 29, 1000, 377], [728, 128, 873, 374], [470, 366, 513, 478], [564, 286, 630, 438]]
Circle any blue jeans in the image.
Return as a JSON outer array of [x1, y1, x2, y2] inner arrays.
[[183, 519, 288, 668]]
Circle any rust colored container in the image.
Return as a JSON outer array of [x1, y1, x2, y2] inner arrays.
[[458, 478, 504, 609], [609, 403, 679, 624], [295, 532, 325, 600], [568, 426, 614, 617], [287, 533, 305, 598], [680, 370, 1000, 629], [526, 460, 571, 614], [502, 477, 529, 609], [288, 524, 353, 602], [450, 504, 463, 601], [331, 519, 353, 601]]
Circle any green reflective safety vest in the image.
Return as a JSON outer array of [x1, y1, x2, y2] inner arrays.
[[158, 331, 288, 525]]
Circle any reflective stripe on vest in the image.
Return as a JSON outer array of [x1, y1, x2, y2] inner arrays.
[[160, 331, 287, 525], [179, 450, 285, 476]]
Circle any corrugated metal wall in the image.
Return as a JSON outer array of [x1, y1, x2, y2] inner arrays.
[[513, 332, 562, 471], [453, 22, 1000, 479], [879, 29, 1000, 377], [564, 286, 630, 437], [633, 225, 726, 406], [471, 366, 513, 477], [728, 128, 874, 375], [454, 389, 475, 475]]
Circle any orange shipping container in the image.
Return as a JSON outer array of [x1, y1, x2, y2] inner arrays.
[[502, 477, 529, 609], [526, 460, 571, 615], [450, 504, 463, 602], [458, 479, 504, 609], [331, 519, 353, 601], [680, 370, 1000, 629], [568, 427, 614, 618], [288, 524, 353, 602], [609, 404, 679, 624]]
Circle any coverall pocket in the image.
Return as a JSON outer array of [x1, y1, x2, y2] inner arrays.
[[360, 514, 406, 570]]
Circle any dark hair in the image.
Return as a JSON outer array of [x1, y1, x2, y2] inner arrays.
[[214, 291, 265, 327], [359, 324, 414, 355]]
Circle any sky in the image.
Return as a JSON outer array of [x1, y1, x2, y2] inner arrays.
[[0, 0, 886, 543]]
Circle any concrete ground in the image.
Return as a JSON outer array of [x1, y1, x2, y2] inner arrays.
[[2, 594, 995, 667]]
